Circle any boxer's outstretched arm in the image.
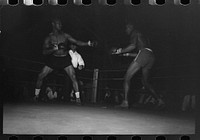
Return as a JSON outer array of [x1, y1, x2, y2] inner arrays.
[[66, 34, 89, 46], [121, 34, 139, 54]]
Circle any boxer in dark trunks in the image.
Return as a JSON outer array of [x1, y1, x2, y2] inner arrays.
[[113, 23, 165, 108], [34, 18, 92, 104]]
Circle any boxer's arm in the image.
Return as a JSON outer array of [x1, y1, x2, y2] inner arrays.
[[43, 37, 58, 55], [65, 34, 90, 46], [120, 33, 139, 54], [122, 53, 137, 57], [120, 43, 136, 54]]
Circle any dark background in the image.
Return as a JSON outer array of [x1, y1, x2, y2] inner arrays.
[[1, 3, 199, 68], [0, 2, 199, 105]]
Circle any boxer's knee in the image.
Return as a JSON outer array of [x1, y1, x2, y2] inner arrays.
[[38, 72, 46, 81], [70, 74, 77, 83], [38, 67, 51, 80]]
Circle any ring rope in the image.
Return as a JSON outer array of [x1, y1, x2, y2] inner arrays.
[[1, 54, 195, 73], [97, 75, 197, 81], [0, 54, 94, 72], [97, 87, 194, 94], [5, 78, 196, 95], [4, 80, 94, 90], [6, 65, 198, 82], [10, 66, 93, 81]]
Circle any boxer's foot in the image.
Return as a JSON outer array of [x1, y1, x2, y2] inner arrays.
[[76, 98, 81, 105], [116, 100, 129, 108], [33, 95, 39, 102], [155, 99, 166, 110]]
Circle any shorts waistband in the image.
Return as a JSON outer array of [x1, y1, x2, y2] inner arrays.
[[145, 48, 152, 52], [53, 54, 67, 57], [141, 48, 153, 52]]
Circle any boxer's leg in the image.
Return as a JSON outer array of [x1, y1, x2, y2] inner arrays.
[[120, 61, 141, 107], [34, 66, 53, 99], [64, 65, 81, 104], [142, 68, 165, 107]]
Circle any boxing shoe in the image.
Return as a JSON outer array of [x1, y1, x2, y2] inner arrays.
[[75, 98, 81, 105], [33, 95, 39, 102], [155, 99, 166, 110], [74, 92, 82, 105], [116, 100, 129, 108]]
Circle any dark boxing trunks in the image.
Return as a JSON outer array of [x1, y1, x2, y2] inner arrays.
[[134, 48, 155, 69], [45, 54, 72, 70]]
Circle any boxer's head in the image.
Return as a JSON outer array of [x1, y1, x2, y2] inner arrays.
[[126, 23, 134, 35], [52, 18, 62, 31]]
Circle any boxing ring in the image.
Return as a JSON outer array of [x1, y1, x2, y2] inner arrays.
[[1, 55, 196, 135]]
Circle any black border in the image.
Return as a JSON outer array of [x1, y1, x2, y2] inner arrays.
[[0, 0, 199, 140]]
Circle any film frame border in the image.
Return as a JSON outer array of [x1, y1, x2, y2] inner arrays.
[[0, 0, 199, 140], [0, 0, 195, 6], [0, 134, 197, 140]]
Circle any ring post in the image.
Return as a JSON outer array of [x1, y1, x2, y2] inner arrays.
[[92, 69, 99, 103]]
